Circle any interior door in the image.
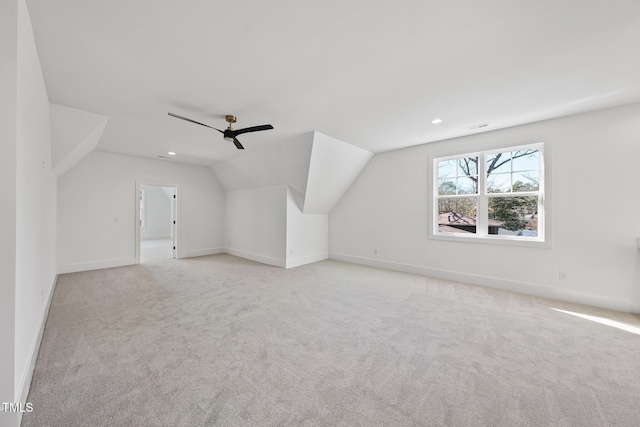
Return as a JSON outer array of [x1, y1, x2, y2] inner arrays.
[[172, 189, 177, 259]]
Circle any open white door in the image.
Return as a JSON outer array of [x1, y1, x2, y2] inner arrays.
[[136, 181, 179, 264], [172, 188, 177, 259]]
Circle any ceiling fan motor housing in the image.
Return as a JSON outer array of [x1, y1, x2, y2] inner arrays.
[[224, 115, 236, 139]]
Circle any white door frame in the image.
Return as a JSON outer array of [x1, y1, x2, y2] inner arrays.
[[135, 180, 181, 263]]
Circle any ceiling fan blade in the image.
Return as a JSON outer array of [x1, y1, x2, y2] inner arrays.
[[233, 124, 274, 136], [232, 138, 244, 150], [168, 112, 223, 133]]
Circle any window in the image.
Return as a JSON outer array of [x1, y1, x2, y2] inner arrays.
[[434, 143, 544, 242], [139, 188, 146, 228]]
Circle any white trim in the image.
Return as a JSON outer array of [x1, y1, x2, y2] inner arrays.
[[181, 247, 225, 258], [16, 274, 58, 413], [286, 252, 329, 269], [57, 257, 137, 274], [428, 232, 550, 248], [329, 252, 640, 314], [225, 248, 286, 268]]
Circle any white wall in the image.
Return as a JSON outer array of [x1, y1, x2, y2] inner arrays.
[[215, 131, 368, 270], [15, 0, 57, 406], [0, 1, 19, 423], [58, 152, 225, 272], [330, 103, 640, 313], [225, 185, 329, 269], [140, 185, 172, 240], [286, 187, 328, 268], [225, 185, 287, 267], [0, 1, 59, 425]]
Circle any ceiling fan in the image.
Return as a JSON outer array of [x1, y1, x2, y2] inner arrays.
[[168, 112, 273, 149]]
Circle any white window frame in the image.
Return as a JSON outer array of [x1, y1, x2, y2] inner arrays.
[[430, 142, 549, 247]]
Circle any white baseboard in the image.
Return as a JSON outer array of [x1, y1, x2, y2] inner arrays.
[[180, 247, 225, 259], [286, 252, 329, 269], [225, 248, 286, 268], [57, 257, 137, 274], [16, 273, 58, 425], [329, 252, 640, 314]]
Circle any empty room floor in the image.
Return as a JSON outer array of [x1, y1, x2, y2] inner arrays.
[[140, 238, 173, 263], [23, 254, 640, 426]]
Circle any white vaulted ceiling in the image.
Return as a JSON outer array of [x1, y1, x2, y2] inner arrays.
[[26, 0, 640, 166]]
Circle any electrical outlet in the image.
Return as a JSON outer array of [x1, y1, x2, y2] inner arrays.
[[374, 248, 378, 255], [559, 270, 567, 280]]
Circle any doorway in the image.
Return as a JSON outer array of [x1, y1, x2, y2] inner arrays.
[[136, 183, 178, 263]]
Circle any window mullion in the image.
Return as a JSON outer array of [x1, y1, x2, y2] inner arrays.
[[537, 147, 545, 239], [476, 153, 487, 237]]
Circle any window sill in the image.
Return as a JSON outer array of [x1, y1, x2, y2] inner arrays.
[[429, 232, 551, 248]]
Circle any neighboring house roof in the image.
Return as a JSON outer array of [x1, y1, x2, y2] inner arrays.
[[438, 212, 504, 227], [438, 225, 473, 234]]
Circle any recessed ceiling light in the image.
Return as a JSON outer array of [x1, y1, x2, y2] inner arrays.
[[431, 118, 442, 124], [168, 152, 176, 155]]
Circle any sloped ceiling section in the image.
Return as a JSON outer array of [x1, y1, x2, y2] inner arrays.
[[303, 132, 373, 214], [211, 131, 373, 214], [51, 103, 108, 176], [210, 133, 314, 195]]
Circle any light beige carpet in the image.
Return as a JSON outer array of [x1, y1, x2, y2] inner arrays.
[[23, 254, 640, 426], [139, 238, 174, 263]]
